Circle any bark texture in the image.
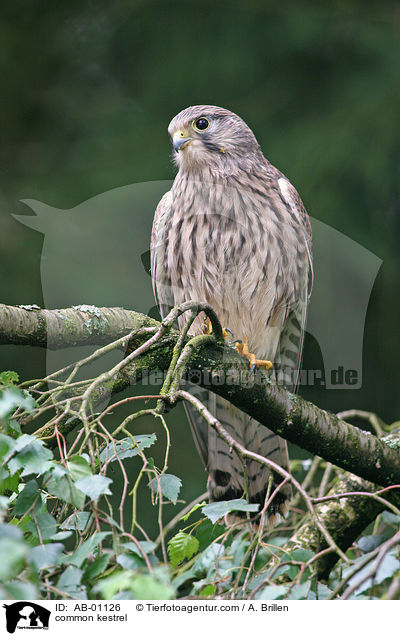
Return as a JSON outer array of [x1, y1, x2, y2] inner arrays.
[[1, 302, 399, 489]]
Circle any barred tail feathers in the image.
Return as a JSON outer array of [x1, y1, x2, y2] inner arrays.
[[183, 390, 291, 520]]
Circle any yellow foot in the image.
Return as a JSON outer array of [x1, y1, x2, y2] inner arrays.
[[201, 318, 233, 340], [201, 317, 213, 335], [236, 341, 273, 371]]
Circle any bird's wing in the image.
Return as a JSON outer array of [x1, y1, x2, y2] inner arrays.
[[277, 177, 313, 298], [275, 177, 313, 392], [150, 189, 175, 314]]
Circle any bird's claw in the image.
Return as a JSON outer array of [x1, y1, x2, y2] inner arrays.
[[235, 341, 273, 371], [201, 321, 211, 335], [201, 319, 234, 340]]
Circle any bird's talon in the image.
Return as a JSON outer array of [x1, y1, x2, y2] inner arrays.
[[201, 317, 212, 335], [235, 341, 245, 355], [236, 340, 273, 371], [202, 321, 233, 341], [256, 359, 273, 371]]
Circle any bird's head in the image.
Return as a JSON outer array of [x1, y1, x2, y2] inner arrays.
[[168, 105, 262, 172]]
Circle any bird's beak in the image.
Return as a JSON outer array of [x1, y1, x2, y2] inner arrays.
[[172, 130, 192, 152]]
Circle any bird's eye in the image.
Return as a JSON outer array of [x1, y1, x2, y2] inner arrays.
[[193, 117, 209, 131]]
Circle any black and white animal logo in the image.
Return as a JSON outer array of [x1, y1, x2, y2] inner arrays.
[[3, 602, 50, 633]]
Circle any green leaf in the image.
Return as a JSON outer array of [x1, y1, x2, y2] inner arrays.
[[6, 418, 21, 436], [12, 435, 36, 454], [367, 551, 399, 588], [8, 436, 53, 477], [278, 548, 314, 580], [94, 571, 133, 598], [0, 371, 19, 387], [0, 522, 24, 540], [0, 536, 28, 582], [255, 585, 288, 600], [172, 570, 195, 591], [149, 473, 182, 505], [192, 543, 228, 578], [230, 533, 251, 568], [45, 474, 86, 509], [199, 583, 216, 597], [82, 554, 110, 583], [0, 469, 19, 494], [343, 550, 400, 595], [57, 565, 87, 599], [358, 535, 387, 553], [25, 509, 57, 541], [381, 511, 400, 525], [49, 464, 68, 479], [0, 580, 38, 600], [67, 456, 92, 480], [130, 574, 174, 600], [194, 518, 226, 551], [51, 531, 73, 540], [99, 434, 157, 463], [307, 582, 332, 600], [192, 577, 214, 594], [0, 388, 36, 420], [202, 498, 259, 523], [167, 531, 200, 567], [65, 532, 110, 568], [29, 543, 64, 569], [123, 540, 156, 558], [0, 434, 17, 463], [117, 554, 138, 570], [13, 479, 39, 516], [270, 564, 291, 579], [0, 495, 9, 510], [285, 548, 314, 563], [74, 475, 112, 502], [287, 581, 310, 599], [60, 511, 92, 532]]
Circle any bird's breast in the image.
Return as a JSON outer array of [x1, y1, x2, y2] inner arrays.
[[161, 184, 297, 345]]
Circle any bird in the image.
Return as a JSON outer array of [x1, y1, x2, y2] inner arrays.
[[151, 105, 312, 521]]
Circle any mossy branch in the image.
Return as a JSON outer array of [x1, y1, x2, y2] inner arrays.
[[1, 302, 400, 490], [288, 472, 400, 581], [0, 303, 149, 348]]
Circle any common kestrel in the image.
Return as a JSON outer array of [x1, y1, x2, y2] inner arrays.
[[151, 105, 312, 518]]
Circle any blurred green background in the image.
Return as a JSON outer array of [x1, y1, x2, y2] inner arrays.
[[1, 1, 399, 528]]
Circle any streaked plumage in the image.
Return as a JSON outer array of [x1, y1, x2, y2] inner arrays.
[[151, 105, 312, 518]]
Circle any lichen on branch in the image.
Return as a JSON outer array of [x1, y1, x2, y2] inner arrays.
[[1, 301, 399, 489]]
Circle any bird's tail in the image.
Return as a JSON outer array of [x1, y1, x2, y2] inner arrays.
[[184, 389, 291, 523]]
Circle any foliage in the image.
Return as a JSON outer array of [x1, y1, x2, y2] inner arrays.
[[1, 377, 399, 601]]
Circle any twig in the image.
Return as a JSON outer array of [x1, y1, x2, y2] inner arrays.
[[341, 531, 400, 599], [318, 463, 333, 498], [337, 409, 386, 438]]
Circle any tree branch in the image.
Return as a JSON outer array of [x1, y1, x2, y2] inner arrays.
[[0, 303, 149, 348], [288, 473, 400, 580], [1, 302, 400, 489]]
